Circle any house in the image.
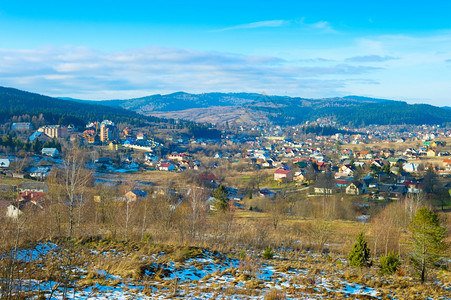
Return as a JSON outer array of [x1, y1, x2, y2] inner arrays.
[[341, 149, 353, 159], [11, 122, 33, 131], [346, 181, 367, 195], [274, 168, 293, 181], [168, 153, 192, 162], [6, 191, 45, 219], [379, 184, 407, 199], [108, 141, 123, 151], [363, 176, 378, 189], [339, 165, 356, 177], [259, 188, 275, 197], [158, 162, 176, 171], [426, 149, 436, 157], [123, 127, 133, 137], [6, 200, 43, 219], [403, 162, 419, 172], [294, 171, 306, 182], [28, 166, 51, 180], [334, 176, 354, 188], [0, 158, 11, 168], [387, 158, 407, 167], [125, 189, 148, 202], [404, 181, 423, 194], [7, 202, 24, 219], [41, 148, 59, 158], [358, 151, 372, 160], [370, 159, 384, 169], [29, 131, 52, 143], [145, 153, 159, 162], [443, 158, 451, 171], [18, 182, 49, 193], [82, 130, 99, 144], [262, 160, 274, 168], [17, 191, 45, 203]]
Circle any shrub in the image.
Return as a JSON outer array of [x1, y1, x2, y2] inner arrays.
[[379, 251, 400, 275], [264, 289, 286, 300], [262, 246, 274, 259]]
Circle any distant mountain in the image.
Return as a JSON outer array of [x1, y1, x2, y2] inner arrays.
[[77, 92, 451, 126], [58, 97, 128, 108], [0, 86, 165, 128]]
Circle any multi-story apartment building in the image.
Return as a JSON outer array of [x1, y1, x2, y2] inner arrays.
[[38, 125, 68, 138]]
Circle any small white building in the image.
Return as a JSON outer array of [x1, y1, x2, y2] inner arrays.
[[41, 148, 60, 158], [0, 158, 11, 168]]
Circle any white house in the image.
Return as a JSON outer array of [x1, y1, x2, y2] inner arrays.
[[403, 162, 419, 172], [29, 167, 51, 180], [41, 148, 60, 157], [41, 148, 59, 158], [346, 181, 367, 195], [158, 162, 176, 171], [0, 158, 11, 168]]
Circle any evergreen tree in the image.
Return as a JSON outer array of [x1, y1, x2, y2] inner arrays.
[[383, 164, 390, 175], [262, 246, 274, 259], [32, 138, 42, 153], [379, 251, 400, 275], [349, 231, 371, 267], [410, 207, 447, 283], [213, 185, 229, 212]]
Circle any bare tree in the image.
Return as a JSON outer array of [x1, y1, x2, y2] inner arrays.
[[63, 146, 92, 238], [265, 195, 287, 230], [187, 187, 208, 240]]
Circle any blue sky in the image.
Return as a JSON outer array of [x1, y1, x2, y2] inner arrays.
[[0, 1, 450, 106]]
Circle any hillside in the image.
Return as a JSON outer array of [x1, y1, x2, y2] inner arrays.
[[0, 86, 166, 128], [83, 92, 451, 126]]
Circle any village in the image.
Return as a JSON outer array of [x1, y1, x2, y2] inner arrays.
[[0, 119, 450, 220]]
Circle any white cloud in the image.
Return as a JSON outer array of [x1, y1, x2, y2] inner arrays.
[[0, 46, 384, 99], [308, 21, 337, 33], [213, 20, 289, 32]]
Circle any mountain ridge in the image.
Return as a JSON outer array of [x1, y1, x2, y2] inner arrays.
[[2, 87, 450, 127], [67, 92, 449, 126]]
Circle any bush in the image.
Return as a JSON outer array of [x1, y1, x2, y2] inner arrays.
[[379, 251, 400, 275], [264, 289, 286, 300], [262, 246, 274, 259]]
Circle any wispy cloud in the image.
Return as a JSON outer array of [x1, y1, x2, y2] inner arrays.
[[345, 55, 399, 63], [307, 21, 337, 33], [214, 20, 289, 32]]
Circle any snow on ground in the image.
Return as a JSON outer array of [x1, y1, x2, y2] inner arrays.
[[4, 244, 448, 299], [12, 242, 59, 262]]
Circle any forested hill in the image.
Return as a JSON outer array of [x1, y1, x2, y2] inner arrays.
[[328, 101, 451, 126], [2, 87, 450, 127], [0, 86, 166, 128], [77, 92, 451, 126]]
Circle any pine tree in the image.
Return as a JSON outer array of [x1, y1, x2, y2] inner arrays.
[[410, 207, 447, 283], [349, 231, 371, 267], [213, 185, 229, 212], [262, 246, 274, 259]]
